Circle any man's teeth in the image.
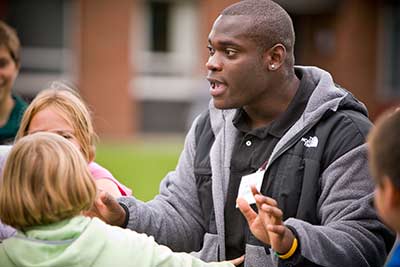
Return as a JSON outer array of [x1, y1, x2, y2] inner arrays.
[[211, 82, 220, 89]]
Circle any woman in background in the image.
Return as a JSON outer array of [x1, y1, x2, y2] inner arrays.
[[0, 20, 27, 144]]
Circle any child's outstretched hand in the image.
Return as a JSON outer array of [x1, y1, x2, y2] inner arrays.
[[237, 185, 295, 255], [228, 255, 244, 266]]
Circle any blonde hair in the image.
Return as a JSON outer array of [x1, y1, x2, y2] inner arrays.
[[16, 85, 97, 162], [0, 132, 96, 229]]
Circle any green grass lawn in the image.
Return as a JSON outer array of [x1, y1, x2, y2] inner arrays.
[[95, 138, 183, 201]]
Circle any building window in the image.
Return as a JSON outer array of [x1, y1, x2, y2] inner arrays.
[[150, 1, 171, 52], [3, 0, 75, 98], [381, 1, 400, 97], [7, 0, 72, 73]]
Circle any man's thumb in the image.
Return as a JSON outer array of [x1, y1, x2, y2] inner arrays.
[[100, 191, 116, 207], [237, 197, 256, 224]]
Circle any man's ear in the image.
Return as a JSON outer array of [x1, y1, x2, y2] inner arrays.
[[264, 44, 286, 71]]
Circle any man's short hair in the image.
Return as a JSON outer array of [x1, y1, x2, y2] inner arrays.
[[0, 20, 20, 65], [221, 0, 295, 65], [368, 109, 400, 189], [0, 132, 96, 229]]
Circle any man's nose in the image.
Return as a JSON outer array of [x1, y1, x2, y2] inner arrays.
[[205, 54, 222, 72]]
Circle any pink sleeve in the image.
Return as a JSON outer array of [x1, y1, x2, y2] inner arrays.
[[88, 162, 132, 196]]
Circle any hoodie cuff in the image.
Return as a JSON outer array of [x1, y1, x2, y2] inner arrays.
[[119, 202, 130, 229]]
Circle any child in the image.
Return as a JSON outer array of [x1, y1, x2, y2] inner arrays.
[[367, 109, 400, 266], [0, 132, 240, 266], [15, 85, 131, 197]]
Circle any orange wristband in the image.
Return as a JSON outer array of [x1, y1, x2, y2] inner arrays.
[[275, 238, 298, 260]]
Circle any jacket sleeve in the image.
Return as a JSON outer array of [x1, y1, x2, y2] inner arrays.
[[118, 115, 207, 253], [127, 230, 234, 267], [0, 221, 16, 241], [284, 144, 394, 267]]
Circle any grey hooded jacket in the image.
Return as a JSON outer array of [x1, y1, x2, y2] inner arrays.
[[119, 66, 393, 267]]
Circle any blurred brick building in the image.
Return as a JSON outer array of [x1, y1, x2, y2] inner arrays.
[[0, 0, 399, 138]]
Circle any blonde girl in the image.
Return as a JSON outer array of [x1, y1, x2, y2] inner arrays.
[[15, 84, 131, 197], [0, 132, 239, 267]]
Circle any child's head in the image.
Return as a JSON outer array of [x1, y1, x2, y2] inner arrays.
[[16, 85, 97, 162], [368, 108, 400, 232], [0, 132, 96, 230]]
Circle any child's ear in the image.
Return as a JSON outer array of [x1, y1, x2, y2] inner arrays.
[[88, 154, 95, 163], [88, 146, 96, 163], [383, 176, 400, 208]]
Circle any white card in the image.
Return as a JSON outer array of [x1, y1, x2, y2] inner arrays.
[[236, 170, 265, 207]]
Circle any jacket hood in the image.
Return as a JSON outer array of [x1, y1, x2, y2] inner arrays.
[[269, 66, 369, 165], [299, 65, 368, 121], [2, 216, 106, 267]]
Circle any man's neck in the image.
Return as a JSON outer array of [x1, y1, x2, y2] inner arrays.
[[244, 74, 300, 130]]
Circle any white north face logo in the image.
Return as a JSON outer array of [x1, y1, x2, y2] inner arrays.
[[301, 136, 318, 148]]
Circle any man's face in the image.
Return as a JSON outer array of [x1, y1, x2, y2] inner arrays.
[[206, 15, 270, 110]]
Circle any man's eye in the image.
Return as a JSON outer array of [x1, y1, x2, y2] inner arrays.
[[207, 46, 215, 56], [225, 49, 236, 57]]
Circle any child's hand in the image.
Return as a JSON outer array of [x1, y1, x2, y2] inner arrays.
[[237, 186, 295, 255], [227, 255, 244, 266]]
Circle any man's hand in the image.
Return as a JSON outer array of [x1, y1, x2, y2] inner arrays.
[[237, 185, 295, 255], [84, 191, 127, 227]]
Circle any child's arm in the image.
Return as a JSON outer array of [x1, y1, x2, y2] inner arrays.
[[123, 228, 241, 267]]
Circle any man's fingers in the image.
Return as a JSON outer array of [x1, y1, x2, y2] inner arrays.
[[261, 204, 283, 218], [250, 185, 261, 196], [254, 194, 278, 207], [100, 191, 114, 205], [237, 197, 257, 224], [266, 224, 286, 235], [250, 185, 275, 211]]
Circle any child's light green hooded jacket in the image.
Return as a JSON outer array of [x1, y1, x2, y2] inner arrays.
[[0, 216, 233, 267]]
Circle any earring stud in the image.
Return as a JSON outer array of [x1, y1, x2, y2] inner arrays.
[[271, 64, 275, 70]]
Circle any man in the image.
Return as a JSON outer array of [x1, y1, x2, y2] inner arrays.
[[89, 1, 394, 266]]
